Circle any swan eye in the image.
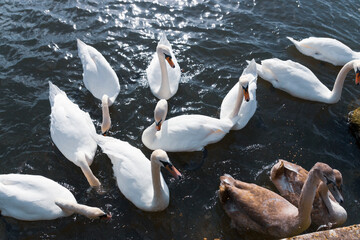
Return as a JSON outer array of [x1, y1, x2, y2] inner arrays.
[[156, 119, 162, 126], [164, 53, 172, 59], [159, 160, 170, 168]]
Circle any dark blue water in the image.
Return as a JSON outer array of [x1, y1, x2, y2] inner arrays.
[[1, 0, 360, 239]]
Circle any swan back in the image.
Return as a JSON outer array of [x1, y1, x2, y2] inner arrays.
[[257, 58, 333, 102], [49, 82, 97, 166], [220, 59, 258, 130], [287, 37, 359, 66], [77, 39, 120, 105], [0, 174, 76, 221], [142, 112, 234, 152]]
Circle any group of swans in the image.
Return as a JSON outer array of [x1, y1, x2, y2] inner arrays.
[[2, 34, 355, 238], [219, 162, 344, 239], [254, 36, 360, 103], [142, 60, 257, 153], [0, 34, 184, 222], [218, 36, 359, 238]]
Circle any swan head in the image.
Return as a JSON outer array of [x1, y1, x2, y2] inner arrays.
[[353, 61, 360, 85], [157, 44, 175, 68], [151, 149, 182, 179], [154, 99, 168, 131], [313, 162, 344, 204], [239, 75, 251, 102], [333, 169, 343, 195], [87, 207, 112, 220]]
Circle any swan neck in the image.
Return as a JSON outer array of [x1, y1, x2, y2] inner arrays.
[[318, 182, 335, 215], [101, 95, 111, 134], [229, 83, 244, 119], [151, 157, 166, 206], [297, 169, 321, 224], [331, 61, 354, 102], [157, 48, 171, 99], [56, 201, 104, 219]]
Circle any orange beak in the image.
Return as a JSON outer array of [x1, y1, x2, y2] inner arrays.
[[155, 121, 162, 131], [165, 56, 175, 68], [356, 70, 360, 85], [166, 165, 182, 179], [243, 89, 250, 102]]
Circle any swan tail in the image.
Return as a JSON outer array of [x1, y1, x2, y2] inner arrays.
[[48, 81, 66, 106], [286, 36, 299, 46]]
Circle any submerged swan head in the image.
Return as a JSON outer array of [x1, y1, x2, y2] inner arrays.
[[151, 149, 182, 179], [154, 99, 168, 131], [314, 163, 344, 204], [88, 208, 112, 220], [157, 44, 175, 68]]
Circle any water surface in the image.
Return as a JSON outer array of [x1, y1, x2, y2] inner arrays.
[[1, 0, 360, 239]]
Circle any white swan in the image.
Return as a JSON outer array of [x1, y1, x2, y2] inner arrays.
[[141, 76, 251, 152], [287, 36, 360, 66], [77, 39, 120, 133], [0, 174, 111, 221], [95, 135, 181, 212], [220, 59, 257, 130], [255, 58, 360, 103], [49, 81, 100, 187], [146, 32, 181, 100]]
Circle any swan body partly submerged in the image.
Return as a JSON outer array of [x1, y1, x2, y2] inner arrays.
[[287, 36, 360, 66], [77, 39, 120, 133], [0, 174, 110, 221], [220, 59, 258, 130], [146, 32, 181, 100], [96, 135, 181, 211], [49, 81, 100, 187], [255, 58, 360, 103], [219, 162, 343, 238]]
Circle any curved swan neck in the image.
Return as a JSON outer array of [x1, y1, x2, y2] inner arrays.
[[229, 83, 244, 119], [156, 47, 171, 99], [318, 182, 335, 215], [297, 168, 321, 225], [151, 157, 166, 207], [330, 61, 355, 102], [101, 95, 111, 134]]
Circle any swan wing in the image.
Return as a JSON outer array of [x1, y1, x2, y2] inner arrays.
[[0, 174, 75, 220], [219, 175, 298, 237], [270, 160, 309, 206], [288, 37, 357, 66], [96, 136, 168, 210], [77, 39, 120, 104], [259, 58, 331, 101]]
